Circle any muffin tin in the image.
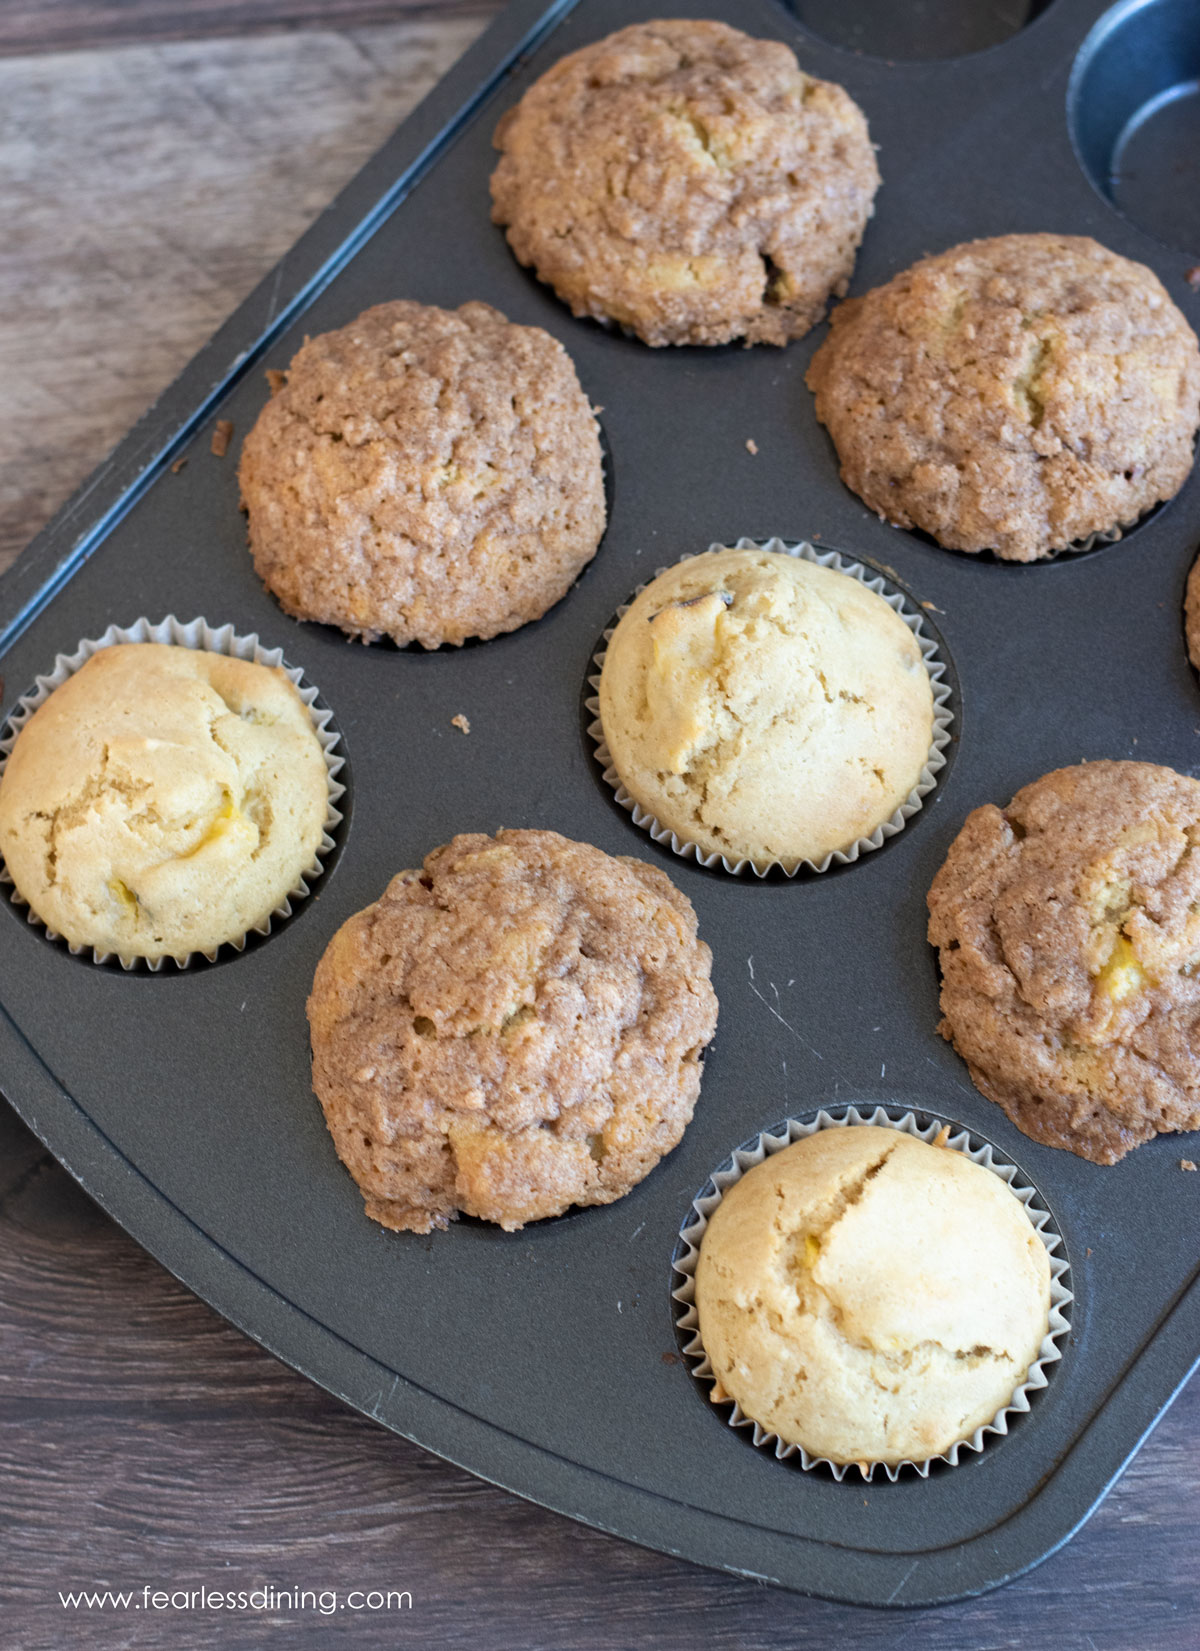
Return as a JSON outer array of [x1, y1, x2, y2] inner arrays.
[[1, 0, 1199, 1607]]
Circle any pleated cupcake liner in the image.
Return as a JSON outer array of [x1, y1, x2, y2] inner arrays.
[[671, 1104, 1073, 1483], [0, 615, 346, 970], [586, 537, 954, 876]]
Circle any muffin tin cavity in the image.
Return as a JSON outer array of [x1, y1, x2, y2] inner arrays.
[[1070, 0, 1200, 255], [585, 539, 958, 878], [671, 1105, 1073, 1483], [788, 0, 1055, 62], [0, 617, 349, 972]]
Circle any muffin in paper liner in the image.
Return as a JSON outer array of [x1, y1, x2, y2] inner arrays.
[[671, 1104, 1073, 1483], [586, 537, 954, 876], [0, 615, 346, 970]]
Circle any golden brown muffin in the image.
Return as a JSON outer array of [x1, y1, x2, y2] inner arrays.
[[695, 1126, 1051, 1466], [0, 644, 329, 961], [238, 300, 605, 647], [307, 829, 718, 1232], [928, 761, 1200, 1163], [596, 548, 935, 869], [807, 234, 1200, 560], [490, 19, 879, 347]]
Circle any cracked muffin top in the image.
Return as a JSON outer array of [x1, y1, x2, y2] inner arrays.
[[489, 19, 880, 347], [307, 829, 718, 1233], [695, 1125, 1051, 1466], [596, 548, 935, 870], [0, 644, 329, 961], [807, 233, 1200, 561], [928, 761, 1200, 1164], [238, 300, 606, 647]]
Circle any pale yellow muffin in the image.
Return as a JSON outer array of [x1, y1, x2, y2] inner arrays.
[[694, 1126, 1052, 1467], [0, 644, 330, 960], [596, 548, 935, 869]]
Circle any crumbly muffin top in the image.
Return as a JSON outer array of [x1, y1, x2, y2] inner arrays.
[[0, 644, 329, 960], [238, 300, 606, 648], [307, 829, 718, 1233], [597, 548, 935, 869], [928, 760, 1200, 1163], [695, 1126, 1051, 1466], [807, 233, 1200, 561], [490, 19, 879, 347]]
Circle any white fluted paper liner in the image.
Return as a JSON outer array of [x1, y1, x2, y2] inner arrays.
[[0, 615, 345, 970], [586, 538, 954, 876], [671, 1105, 1072, 1483]]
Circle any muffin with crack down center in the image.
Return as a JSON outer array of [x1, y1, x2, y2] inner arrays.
[[695, 1125, 1051, 1467], [307, 829, 718, 1232]]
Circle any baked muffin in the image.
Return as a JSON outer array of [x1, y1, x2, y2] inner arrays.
[[807, 234, 1200, 561], [307, 829, 718, 1232], [928, 761, 1200, 1164], [694, 1125, 1051, 1466], [490, 19, 880, 347], [1185, 551, 1200, 670], [238, 300, 606, 647], [0, 643, 329, 960], [596, 547, 935, 869]]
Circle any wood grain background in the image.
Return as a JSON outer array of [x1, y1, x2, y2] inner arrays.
[[1, 6, 1198, 1647], [0, 11, 487, 574], [0, 0, 494, 56]]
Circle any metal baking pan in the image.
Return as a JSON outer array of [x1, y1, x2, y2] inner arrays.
[[1, 0, 1198, 1607]]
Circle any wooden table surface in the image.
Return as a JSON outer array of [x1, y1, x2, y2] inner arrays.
[[1, 5, 1197, 1647]]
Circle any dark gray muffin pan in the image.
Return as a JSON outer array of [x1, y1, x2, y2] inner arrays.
[[0, 0, 1198, 1607]]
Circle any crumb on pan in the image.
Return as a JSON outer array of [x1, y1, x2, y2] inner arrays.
[[451, 714, 470, 734], [211, 419, 234, 457], [745, 438, 758, 455]]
